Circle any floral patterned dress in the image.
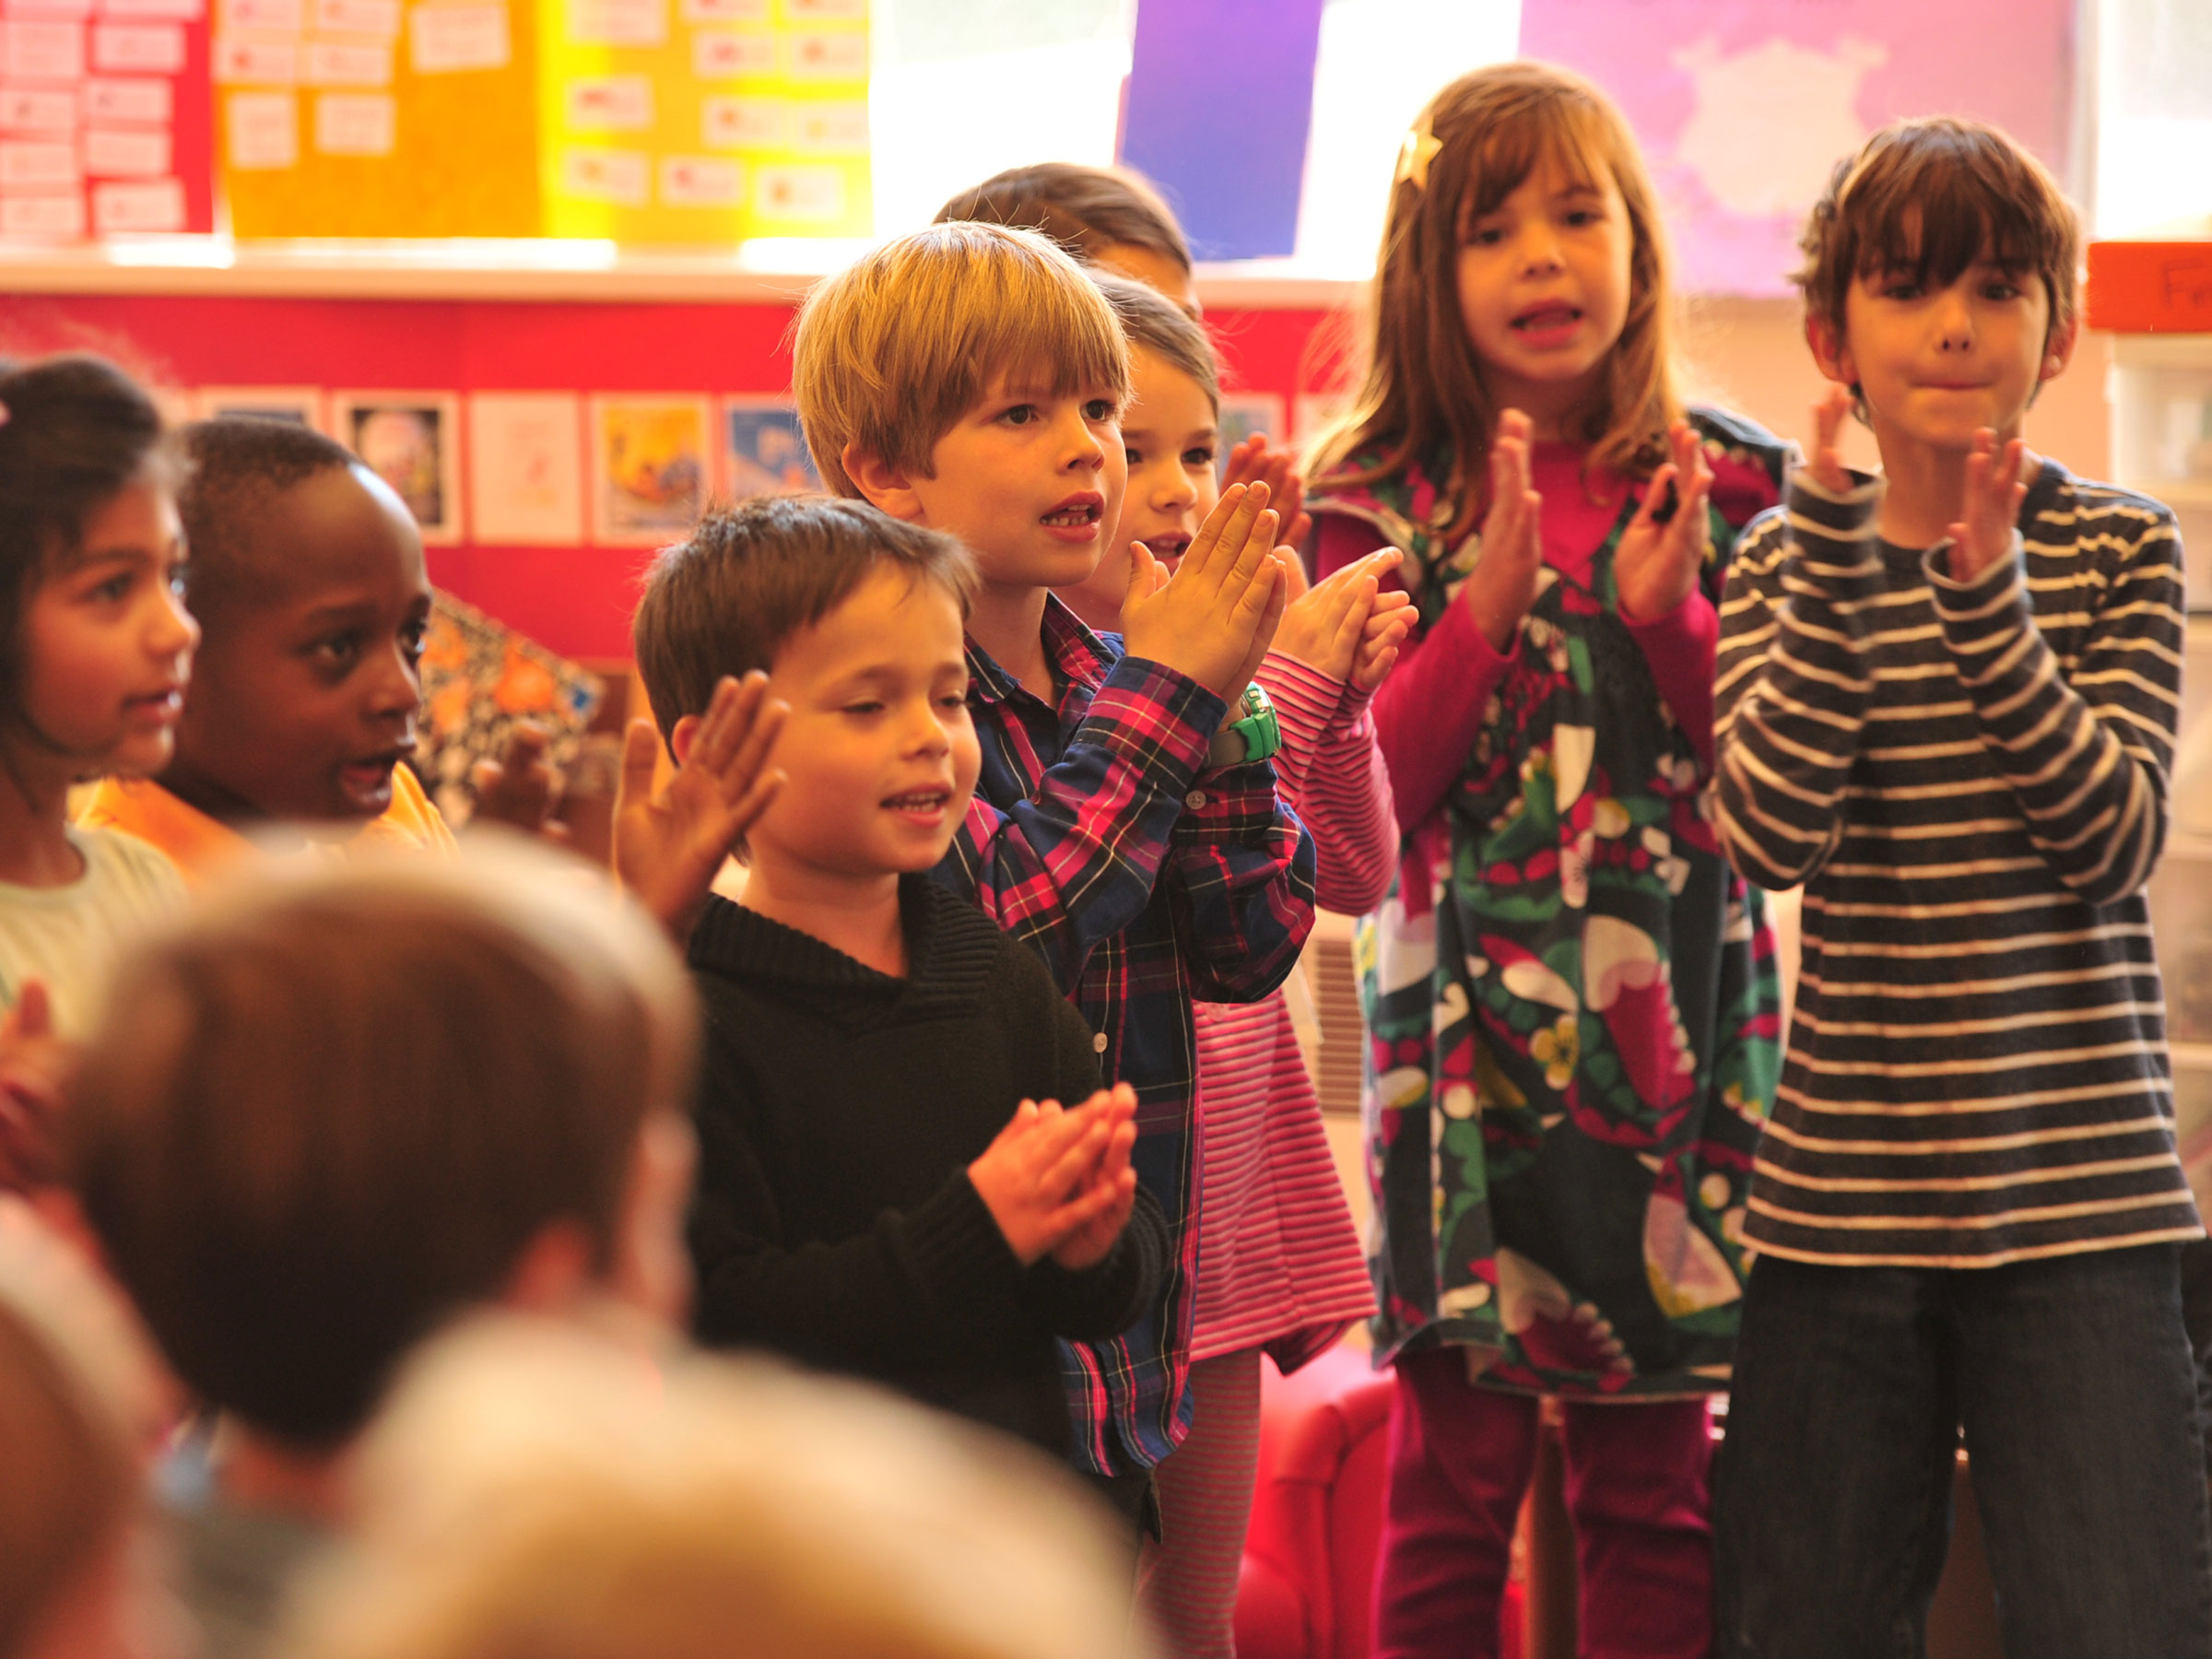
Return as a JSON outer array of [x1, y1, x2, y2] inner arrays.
[[1311, 408, 1788, 1397]]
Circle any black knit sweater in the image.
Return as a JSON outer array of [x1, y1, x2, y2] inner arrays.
[[685, 874, 1167, 1456]]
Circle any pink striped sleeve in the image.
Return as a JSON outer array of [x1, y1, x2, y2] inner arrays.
[[1254, 653, 1400, 914]]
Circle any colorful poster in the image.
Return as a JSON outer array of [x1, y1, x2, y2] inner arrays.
[[0, 0, 214, 239], [217, 0, 538, 235], [1519, 0, 2075, 297], [468, 389, 583, 544], [589, 390, 708, 543], [719, 394, 814, 498], [335, 388, 463, 542], [416, 586, 601, 827], [539, 0, 866, 241]]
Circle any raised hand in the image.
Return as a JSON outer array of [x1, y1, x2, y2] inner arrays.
[[613, 671, 788, 939], [1352, 588, 1415, 691], [1615, 418, 1715, 624], [1223, 432, 1312, 552], [1946, 428, 2029, 584], [1273, 547, 1408, 684], [1120, 481, 1289, 704], [0, 983, 71, 1193], [1805, 384, 1855, 494], [968, 1086, 1135, 1266], [471, 722, 563, 839], [1458, 409, 1543, 653]]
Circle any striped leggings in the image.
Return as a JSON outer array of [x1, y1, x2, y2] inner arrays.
[[1141, 1347, 1265, 1659]]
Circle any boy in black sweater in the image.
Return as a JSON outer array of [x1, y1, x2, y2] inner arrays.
[[627, 493, 1165, 1462]]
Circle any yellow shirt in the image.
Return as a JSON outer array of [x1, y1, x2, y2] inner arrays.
[[76, 766, 457, 888]]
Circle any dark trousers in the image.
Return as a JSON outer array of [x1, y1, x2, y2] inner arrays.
[[1715, 1244, 2212, 1658]]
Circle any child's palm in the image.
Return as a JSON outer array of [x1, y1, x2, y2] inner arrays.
[[1946, 429, 2029, 584], [1615, 419, 1713, 625], [1459, 410, 1543, 652]]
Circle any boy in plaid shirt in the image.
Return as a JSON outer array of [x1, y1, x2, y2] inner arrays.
[[792, 221, 1315, 1525]]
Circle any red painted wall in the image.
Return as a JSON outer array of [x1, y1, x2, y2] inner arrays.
[[0, 291, 1349, 662]]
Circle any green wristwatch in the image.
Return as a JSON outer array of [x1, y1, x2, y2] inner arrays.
[[1207, 682, 1282, 769]]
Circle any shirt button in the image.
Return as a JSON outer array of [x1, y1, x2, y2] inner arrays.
[[1092, 1032, 1109, 1053], [1185, 789, 1206, 809]]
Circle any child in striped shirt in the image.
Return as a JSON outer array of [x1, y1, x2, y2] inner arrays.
[[1712, 116, 2206, 1656]]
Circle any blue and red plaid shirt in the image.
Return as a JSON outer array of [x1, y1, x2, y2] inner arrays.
[[934, 597, 1316, 1476]]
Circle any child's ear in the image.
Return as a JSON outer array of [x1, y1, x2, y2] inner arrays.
[[1805, 312, 1854, 387], [2040, 312, 2080, 383], [670, 712, 700, 766], [843, 444, 927, 524]]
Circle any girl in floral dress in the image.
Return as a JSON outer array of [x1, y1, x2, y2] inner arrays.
[[1306, 62, 1786, 1659]]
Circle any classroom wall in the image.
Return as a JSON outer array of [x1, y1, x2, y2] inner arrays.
[[0, 288, 2115, 664]]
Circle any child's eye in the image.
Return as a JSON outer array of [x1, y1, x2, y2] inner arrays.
[[842, 700, 884, 717], [312, 633, 361, 669], [90, 573, 134, 604], [399, 622, 427, 664], [1124, 445, 1144, 466], [999, 405, 1038, 427], [1084, 398, 1117, 423], [1467, 225, 1506, 248], [937, 692, 969, 713], [166, 559, 191, 598], [1562, 208, 1598, 228], [1183, 446, 1216, 469], [1879, 277, 1923, 300], [1983, 279, 2022, 301]]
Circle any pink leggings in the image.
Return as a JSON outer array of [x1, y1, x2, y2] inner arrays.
[[1142, 1347, 1264, 1658], [1373, 1347, 1714, 1659]]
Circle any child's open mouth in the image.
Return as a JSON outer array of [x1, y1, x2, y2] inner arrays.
[[1041, 493, 1104, 535], [883, 788, 952, 824], [1512, 302, 1583, 334]]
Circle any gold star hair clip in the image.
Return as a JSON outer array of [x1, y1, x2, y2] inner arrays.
[[1395, 118, 1442, 191]]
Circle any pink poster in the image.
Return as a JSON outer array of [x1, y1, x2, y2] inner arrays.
[[1519, 0, 2076, 296], [0, 0, 213, 241]]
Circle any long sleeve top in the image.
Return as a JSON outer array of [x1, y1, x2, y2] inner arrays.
[[933, 596, 1316, 1475], [685, 876, 1167, 1456], [1713, 460, 2200, 1265], [1185, 653, 1392, 1369]]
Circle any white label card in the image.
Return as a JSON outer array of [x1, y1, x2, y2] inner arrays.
[[305, 38, 386, 82], [564, 0, 659, 46], [92, 21, 185, 70], [218, 0, 297, 29], [215, 35, 295, 79], [658, 153, 738, 206], [83, 122, 167, 171], [3, 21, 85, 80], [0, 191, 84, 233], [312, 0, 395, 33], [754, 162, 841, 219], [564, 73, 649, 130], [226, 87, 294, 166], [1, 0, 93, 20], [91, 174, 184, 229], [85, 76, 171, 119], [789, 98, 864, 152], [559, 144, 645, 205], [690, 28, 768, 76], [407, 4, 505, 72], [700, 94, 775, 148], [0, 86, 77, 132], [786, 0, 862, 16], [785, 29, 863, 78], [676, 0, 760, 18], [312, 87, 389, 151], [0, 135, 75, 184]]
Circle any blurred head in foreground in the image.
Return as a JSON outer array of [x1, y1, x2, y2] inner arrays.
[[280, 1314, 1159, 1659], [66, 838, 700, 1461]]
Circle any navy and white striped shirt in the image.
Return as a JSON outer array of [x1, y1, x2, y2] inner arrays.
[[1713, 460, 2199, 1266]]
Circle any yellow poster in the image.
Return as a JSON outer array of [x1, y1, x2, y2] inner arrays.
[[538, 0, 867, 241], [218, 0, 542, 237]]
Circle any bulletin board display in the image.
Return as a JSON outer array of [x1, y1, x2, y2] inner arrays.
[[538, 0, 866, 241], [0, 0, 214, 237], [0, 290, 1321, 659], [215, 0, 540, 237]]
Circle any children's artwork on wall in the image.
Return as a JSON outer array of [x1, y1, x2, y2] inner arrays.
[[1519, 0, 2075, 297], [194, 384, 326, 429], [539, 0, 870, 241], [467, 389, 583, 544], [415, 587, 601, 827], [1215, 394, 1287, 479], [589, 391, 709, 544], [719, 396, 817, 500], [334, 389, 462, 543], [0, 0, 215, 241]]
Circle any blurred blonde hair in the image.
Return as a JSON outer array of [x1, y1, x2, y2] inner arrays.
[[792, 221, 1131, 496], [1311, 62, 1685, 542], [282, 1315, 1158, 1659]]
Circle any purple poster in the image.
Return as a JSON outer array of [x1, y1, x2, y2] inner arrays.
[[1519, 0, 2077, 296]]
